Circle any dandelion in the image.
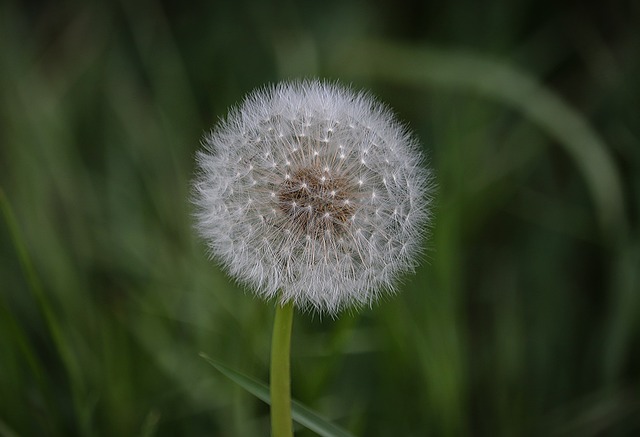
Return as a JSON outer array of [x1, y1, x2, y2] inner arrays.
[[193, 80, 432, 315], [193, 80, 432, 436]]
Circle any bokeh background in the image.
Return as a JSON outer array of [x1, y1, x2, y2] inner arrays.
[[1, 0, 639, 435]]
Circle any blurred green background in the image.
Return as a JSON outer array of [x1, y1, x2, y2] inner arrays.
[[1, 0, 639, 435]]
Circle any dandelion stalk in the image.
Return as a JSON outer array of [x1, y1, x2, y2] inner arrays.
[[270, 300, 294, 437]]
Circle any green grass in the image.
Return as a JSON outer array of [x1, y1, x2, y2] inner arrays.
[[1, 0, 639, 435]]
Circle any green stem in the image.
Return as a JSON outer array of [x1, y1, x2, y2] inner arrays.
[[270, 301, 295, 437]]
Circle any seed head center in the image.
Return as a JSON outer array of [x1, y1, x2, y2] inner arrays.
[[278, 165, 355, 238]]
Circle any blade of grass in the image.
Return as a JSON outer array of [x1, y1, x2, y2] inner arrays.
[[0, 187, 89, 435], [199, 353, 355, 437], [0, 418, 20, 437]]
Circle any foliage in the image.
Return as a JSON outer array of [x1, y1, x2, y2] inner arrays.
[[1, 0, 639, 435]]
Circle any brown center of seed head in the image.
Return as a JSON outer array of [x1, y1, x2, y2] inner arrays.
[[278, 165, 356, 239]]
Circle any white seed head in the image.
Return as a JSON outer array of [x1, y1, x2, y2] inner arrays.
[[193, 80, 433, 315]]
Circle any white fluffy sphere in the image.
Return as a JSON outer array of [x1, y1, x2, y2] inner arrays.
[[193, 80, 432, 314]]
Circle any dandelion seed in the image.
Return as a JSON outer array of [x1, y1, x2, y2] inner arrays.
[[193, 80, 433, 315]]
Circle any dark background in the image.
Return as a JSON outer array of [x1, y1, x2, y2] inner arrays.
[[1, 0, 639, 435]]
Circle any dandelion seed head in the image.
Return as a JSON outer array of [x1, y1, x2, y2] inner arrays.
[[193, 80, 433, 315]]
